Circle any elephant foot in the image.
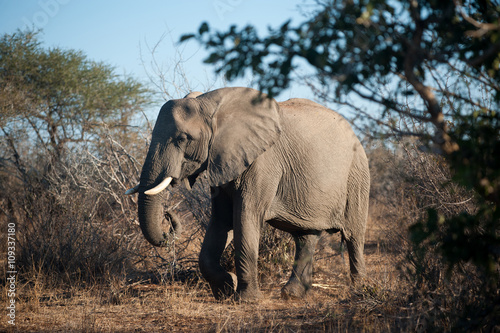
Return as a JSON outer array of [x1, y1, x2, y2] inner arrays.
[[350, 271, 367, 288], [235, 287, 262, 302], [211, 272, 237, 301], [281, 281, 307, 300]]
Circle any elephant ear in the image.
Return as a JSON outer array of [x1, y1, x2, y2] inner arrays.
[[207, 88, 281, 187], [183, 91, 203, 99]]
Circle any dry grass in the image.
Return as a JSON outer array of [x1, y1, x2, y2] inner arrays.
[[2, 141, 497, 332], [2, 203, 416, 333]]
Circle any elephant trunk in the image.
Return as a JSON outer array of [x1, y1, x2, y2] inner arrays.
[[138, 192, 170, 247], [136, 140, 185, 246], [165, 209, 183, 235]]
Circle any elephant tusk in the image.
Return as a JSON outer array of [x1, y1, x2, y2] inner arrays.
[[144, 176, 173, 195], [125, 184, 140, 195]]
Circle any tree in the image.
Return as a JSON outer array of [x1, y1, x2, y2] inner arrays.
[[0, 30, 152, 283], [184, 0, 499, 328], [0, 30, 150, 165]]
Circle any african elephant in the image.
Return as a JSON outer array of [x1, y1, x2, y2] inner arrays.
[[126, 87, 370, 301]]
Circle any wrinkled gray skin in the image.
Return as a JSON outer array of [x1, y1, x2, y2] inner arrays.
[[133, 87, 370, 301]]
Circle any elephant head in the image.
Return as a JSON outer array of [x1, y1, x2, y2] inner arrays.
[[126, 88, 281, 246]]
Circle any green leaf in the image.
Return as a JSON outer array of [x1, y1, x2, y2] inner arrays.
[[198, 22, 210, 35], [179, 34, 195, 42]]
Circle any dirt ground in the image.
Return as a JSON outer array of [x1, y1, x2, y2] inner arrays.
[[2, 209, 413, 332]]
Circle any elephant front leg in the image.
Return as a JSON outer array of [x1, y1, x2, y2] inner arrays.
[[233, 203, 263, 301], [199, 188, 237, 300], [282, 232, 320, 299], [199, 224, 236, 300]]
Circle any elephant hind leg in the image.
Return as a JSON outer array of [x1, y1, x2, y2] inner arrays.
[[343, 160, 370, 284], [281, 232, 320, 299], [343, 233, 366, 284]]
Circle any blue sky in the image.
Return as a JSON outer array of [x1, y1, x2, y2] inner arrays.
[[0, 0, 314, 102]]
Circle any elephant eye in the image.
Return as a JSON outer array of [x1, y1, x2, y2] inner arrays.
[[175, 133, 193, 146], [176, 133, 188, 142]]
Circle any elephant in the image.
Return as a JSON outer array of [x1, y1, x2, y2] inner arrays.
[[126, 87, 370, 301]]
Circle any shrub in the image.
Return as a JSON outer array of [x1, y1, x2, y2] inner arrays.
[[0, 137, 150, 287], [367, 138, 499, 331]]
